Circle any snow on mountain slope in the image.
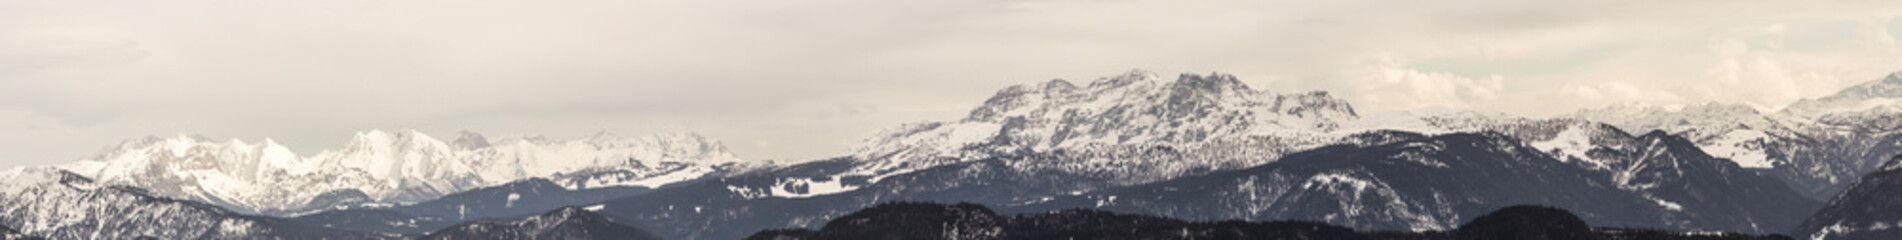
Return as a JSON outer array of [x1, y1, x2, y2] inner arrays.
[[0, 167, 390, 239], [719, 70, 1373, 201], [1571, 102, 1808, 169], [599, 70, 1836, 239], [1573, 102, 1785, 139], [845, 70, 1355, 179], [464, 132, 744, 189], [1783, 71, 1902, 118], [727, 70, 1549, 200], [1569, 89, 1902, 200], [52, 130, 750, 217]]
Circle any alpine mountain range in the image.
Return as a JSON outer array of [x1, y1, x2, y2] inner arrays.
[[6, 70, 1902, 239]]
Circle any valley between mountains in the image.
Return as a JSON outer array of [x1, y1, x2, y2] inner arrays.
[[9, 70, 1902, 239]]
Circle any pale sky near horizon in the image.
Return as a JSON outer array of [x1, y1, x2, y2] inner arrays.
[[5, 0, 1902, 168]]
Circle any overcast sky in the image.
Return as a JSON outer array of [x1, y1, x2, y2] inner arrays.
[[4, 0, 1902, 168]]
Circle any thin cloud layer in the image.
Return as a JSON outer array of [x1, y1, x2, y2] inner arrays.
[[3, 0, 1902, 167]]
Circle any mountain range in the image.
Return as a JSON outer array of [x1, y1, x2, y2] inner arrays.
[[55, 130, 753, 216], [5, 69, 1902, 239]]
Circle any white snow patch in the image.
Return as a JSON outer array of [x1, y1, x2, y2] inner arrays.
[[216, 220, 256, 235], [945, 123, 1003, 146], [726, 185, 770, 199], [1810, 221, 1852, 240], [1644, 195, 1683, 211], [506, 193, 520, 208], [1095, 195, 1119, 208], [759, 177, 862, 199], [1302, 173, 1374, 192], [1699, 130, 1774, 168], [1530, 127, 1606, 168]]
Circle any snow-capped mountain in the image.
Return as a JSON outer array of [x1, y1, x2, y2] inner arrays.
[[53, 129, 751, 216], [0, 167, 390, 239], [847, 70, 1353, 176], [1782, 71, 1902, 118], [461, 131, 748, 190], [738, 70, 1366, 200], [1571, 102, 1800, 168], [730, 70, 1557, 201], [1570, 72, 1902, 200], [419, 206, 660, 240]]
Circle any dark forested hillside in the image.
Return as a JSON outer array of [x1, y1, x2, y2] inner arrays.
[[747, 202, 1794, 240]]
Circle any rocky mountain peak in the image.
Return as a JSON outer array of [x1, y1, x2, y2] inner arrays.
[[1088, 69, 1163, 88], [451, 131, 491, 149]]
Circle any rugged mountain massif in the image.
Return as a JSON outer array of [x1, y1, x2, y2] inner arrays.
[[56, 130, 751, 216], [746, 202, 1794, 240]]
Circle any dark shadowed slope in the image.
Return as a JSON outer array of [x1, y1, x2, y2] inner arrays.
[[420, 206, 660, 240], [746, 202, 1793, 240], [1022, 130, 1818, 234], [292, 177, 654, 234], [599, 130, 1818, 239], [1796, 156, 1902, 240]]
